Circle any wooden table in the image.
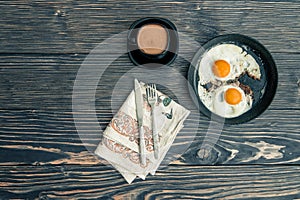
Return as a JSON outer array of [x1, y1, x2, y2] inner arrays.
[[1, 1, 300, 199]]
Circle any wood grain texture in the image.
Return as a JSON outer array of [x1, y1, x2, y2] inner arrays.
[[0, 53, 299, 110], [1, 0, 300, 199], [0, 53, 299, 166], [0, 165, 300, 199], [0, 108, 299, 165], [0, 1, 299, 53]]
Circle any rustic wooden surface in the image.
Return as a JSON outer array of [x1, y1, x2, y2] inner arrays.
[[0, 0, 300, 199]]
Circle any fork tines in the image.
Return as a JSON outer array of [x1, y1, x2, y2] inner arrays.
[[146, 83, 159, 159]]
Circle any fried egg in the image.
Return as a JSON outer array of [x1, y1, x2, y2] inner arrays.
[[198, 44, 261, 85], [199, 84, 253, 118]]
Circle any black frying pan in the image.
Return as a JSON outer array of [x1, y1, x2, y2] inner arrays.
[[188, 34, 278, 124]]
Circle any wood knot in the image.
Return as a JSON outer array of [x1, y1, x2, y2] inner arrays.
[[196, 145, 220, 165], [197, 147, 211, 159]]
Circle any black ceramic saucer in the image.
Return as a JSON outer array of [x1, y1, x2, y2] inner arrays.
[[127, 17, 178, 66]]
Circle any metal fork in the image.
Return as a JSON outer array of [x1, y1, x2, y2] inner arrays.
[[146, 83, 159, 159]]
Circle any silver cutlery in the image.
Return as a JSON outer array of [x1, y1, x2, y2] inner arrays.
[[146, 83, 159, 159], [134, 79, 146, 165]]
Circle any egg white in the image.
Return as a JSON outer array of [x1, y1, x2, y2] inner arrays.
[[198, 44, 261, 85], [213, 85, 252, 118], [198, 84, 253, 118]]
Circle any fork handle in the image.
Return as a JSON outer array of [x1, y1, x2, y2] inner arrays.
[[152, 107, 159, 159]]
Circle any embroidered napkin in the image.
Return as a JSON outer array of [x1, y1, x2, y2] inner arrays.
[[95, 80, 190, 183]]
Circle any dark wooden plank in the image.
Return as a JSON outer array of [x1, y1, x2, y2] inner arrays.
[[0, 165, 299, 199], [0, 53, 299, 110], [0, 51, 299, 165], [0, 1, 299, 53], [0, 108, 299, 165], [183, 108, 300, 165], [0, 1, 299, 199]]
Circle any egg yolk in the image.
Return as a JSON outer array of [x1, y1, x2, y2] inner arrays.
[[212, 60, 230, 78], [224, 88, 242, 105]]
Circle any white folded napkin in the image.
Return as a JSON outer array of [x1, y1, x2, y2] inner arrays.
[[95, 80, 190, 183]]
